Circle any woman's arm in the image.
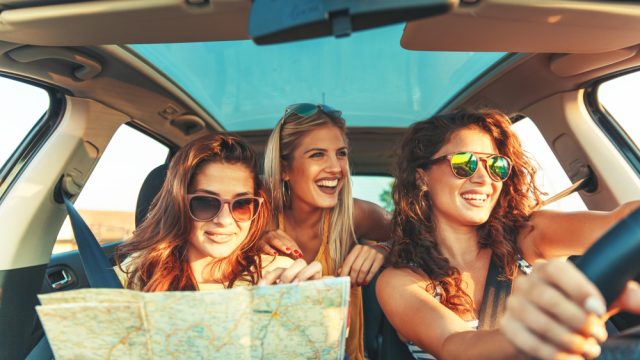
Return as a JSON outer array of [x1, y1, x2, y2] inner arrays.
[[376, 267, 522, 360], [353, 198, 392, 241], [523, 200, 640, 260], [337, 199, 393, 286]]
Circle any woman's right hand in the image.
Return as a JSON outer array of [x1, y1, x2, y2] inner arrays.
[[259, 229, 303, 259], [500, 259, 610, 360], [258, 259, 323, 285]]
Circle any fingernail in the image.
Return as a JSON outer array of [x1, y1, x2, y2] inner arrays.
[[584, 337, 601, 358], [285, 247, 291, 253], [584, 296, 606, 316], [273, 251, 278, 256], [590, 322, 608, 343]]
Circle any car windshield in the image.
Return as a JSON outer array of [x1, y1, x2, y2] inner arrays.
[[129, 24, 506, 131]]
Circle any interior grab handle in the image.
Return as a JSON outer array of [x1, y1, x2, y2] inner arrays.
[[8, 46, 102, 80]]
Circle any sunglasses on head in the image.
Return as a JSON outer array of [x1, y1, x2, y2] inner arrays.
[[422, 151, 512, 182], [187, 194, 263, 222], [283, 103, 342, 120]]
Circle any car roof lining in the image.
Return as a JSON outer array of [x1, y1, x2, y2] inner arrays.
[[447, 50, 640, 117], [0, 41, 224, 147], [402, 0, 640, 54], [0, 0, 251, 46], [0, 0, 637, 55]]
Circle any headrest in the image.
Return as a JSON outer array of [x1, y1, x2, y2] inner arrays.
[[135, 164, 168, 228]]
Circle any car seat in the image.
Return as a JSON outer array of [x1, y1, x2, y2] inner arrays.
[[135, 163, 168, 227]]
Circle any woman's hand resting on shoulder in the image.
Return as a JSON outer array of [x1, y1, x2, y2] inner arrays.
[[259, 229, 304, 259], [338, 240, 390, 287], [258, 259, 323, 285], [500, 259, 640, 360]]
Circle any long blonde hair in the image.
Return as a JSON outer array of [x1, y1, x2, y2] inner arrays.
[[264, 109, 356, 271]]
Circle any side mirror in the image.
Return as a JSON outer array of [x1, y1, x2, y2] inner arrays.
[[249, 0, 455, 45]]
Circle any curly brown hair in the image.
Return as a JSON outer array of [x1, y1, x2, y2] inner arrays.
[[389, 110, 543, 316], [116, 133, 270, 291]]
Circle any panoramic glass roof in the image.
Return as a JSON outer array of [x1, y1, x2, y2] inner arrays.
[[130, 25, 505, 131]]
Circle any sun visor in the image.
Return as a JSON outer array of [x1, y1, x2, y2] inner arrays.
[[401, 0, 640, 54], [0, 0, 252, 46]]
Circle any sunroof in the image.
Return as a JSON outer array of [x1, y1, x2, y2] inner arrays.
[[130, 25, 505, 131]]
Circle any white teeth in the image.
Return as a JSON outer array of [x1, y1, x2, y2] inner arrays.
[[316, 179, 338, 187], [461, 194, 488, 201]]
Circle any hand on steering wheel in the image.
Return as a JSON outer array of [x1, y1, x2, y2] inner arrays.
[[501, 260, 607, 360], [501, 208, 640, 360]]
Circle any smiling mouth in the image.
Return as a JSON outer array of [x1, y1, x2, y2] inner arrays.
[[205, 233, 235, 243], [315, 178, 340, 194], [461, 193, 489, 204]]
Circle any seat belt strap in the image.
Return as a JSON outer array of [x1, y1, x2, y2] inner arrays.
[[55, 180, 123, 289], [477, 258, 511, 330], [542, 177, 588, 207], [542, 165, 595, 208]]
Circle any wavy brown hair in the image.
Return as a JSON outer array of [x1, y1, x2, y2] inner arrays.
[[389, 110, 543, 316], [116, 133, 270, 291]]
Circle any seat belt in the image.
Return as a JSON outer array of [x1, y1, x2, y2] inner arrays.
[[54, 178, 123, 288], [477, 258, 511, 330], [28, 180, 124, 360], [541, 165, 596, 208]]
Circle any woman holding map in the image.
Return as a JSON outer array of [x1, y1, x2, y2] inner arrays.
[[116, 133, 322, 290], [261, 103, 393, 360]]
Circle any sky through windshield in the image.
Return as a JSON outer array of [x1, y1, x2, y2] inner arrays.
[[131, 24, 505, 131]]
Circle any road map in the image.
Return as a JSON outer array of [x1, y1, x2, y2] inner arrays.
[[37, 277, 349, 359]]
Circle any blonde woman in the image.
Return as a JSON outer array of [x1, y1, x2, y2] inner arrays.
[[261, 103, 392, 360]]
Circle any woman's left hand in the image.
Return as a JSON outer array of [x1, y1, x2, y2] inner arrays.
[[258, 259, 323, 285], [338, 241, 389, 287]]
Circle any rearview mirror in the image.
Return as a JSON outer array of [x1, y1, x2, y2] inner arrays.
[[249, 0, 455, 45]]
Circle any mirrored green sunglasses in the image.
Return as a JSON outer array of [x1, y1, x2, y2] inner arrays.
[[283, 103, 342, 120], [422, 151, 512, 182]]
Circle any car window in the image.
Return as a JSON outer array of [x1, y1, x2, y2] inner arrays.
[[54, 126, 169, 254], [597, 71, 640, 149], [352, 175, 394, 212], [0, 76, 50, 177], [512, 118, 587, 211]]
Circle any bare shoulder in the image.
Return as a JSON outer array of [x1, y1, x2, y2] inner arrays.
[[376, 266, 470, 355], [353, 197, 392, 240]]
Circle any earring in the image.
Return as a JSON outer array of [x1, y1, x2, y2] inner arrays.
[[282, 180, 291, 206]]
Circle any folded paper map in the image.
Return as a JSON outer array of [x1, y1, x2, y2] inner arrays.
[[37, 277, 349, 359]]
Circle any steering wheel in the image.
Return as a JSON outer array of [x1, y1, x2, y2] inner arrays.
[[574, 207, 640, 359]]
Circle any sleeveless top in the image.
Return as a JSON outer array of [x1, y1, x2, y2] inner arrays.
[[279, 211, 365, 360], [406, 256, 532, 360]]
